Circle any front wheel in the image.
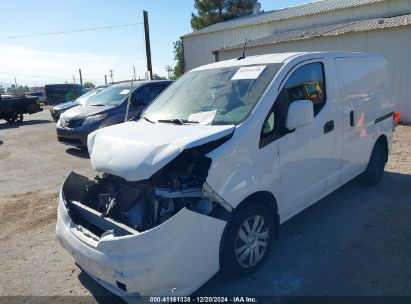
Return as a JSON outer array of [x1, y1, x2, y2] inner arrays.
[[220, 203, 276, 276], [359, 143, 387, 186]]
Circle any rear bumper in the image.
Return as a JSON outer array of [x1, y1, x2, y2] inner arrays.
[[27, 103, 43, 114], [56, 189, 226, 298]]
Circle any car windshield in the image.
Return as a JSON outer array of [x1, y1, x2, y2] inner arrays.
[[76, 89, 100, 105], [87, 86, 131, 106], [142, 63, 283, 125]]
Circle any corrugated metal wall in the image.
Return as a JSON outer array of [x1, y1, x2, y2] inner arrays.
[[218, 26, 411, 122], [183, 0, 411, 72]]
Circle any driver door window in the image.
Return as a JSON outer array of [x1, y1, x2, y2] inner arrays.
[[260, 62, 326, 148], [133, 85, 159, 106], [280, 62, 326, 115]]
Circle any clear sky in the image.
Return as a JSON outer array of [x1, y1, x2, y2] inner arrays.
[[0, 0, 310, 87]]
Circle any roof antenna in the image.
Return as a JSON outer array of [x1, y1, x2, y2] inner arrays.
[[237, 38, 248, 60]]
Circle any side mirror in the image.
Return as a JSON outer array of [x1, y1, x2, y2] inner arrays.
[[286, 100, 314, 130]]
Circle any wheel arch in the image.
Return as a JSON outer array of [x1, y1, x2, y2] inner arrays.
[[374, 134, 389, 163], [218, 190, 280, 273], [235, 191, 280, 238]]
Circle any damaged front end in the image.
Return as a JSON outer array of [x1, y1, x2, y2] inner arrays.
[[62, 137, 232, 237], [56, 135, 233, 297]]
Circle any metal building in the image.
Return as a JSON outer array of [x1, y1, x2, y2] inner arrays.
[[182, 0, 411, 122]]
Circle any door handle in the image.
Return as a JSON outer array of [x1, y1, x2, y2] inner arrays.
[[324, 120, 334, 134], [350, 111, 355, 127]]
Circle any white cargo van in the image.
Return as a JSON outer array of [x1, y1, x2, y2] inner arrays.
[[56, 52, 399, 298]]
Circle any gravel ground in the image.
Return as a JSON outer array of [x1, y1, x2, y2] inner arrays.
[[0, 108, 410, 302]]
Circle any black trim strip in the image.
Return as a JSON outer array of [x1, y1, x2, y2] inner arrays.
[[375, 112, 394, 124]]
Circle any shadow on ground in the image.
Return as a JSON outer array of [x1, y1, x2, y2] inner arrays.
[[195, 171, 411, 296], [66, 148, 90, 159], [0, 119, 51, 130], [78, 271, 126, 303], [73, 171, 410, 298]]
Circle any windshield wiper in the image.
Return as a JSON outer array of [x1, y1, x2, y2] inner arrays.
[[142, 116, 155, 123], [157, 118, 199, 125]]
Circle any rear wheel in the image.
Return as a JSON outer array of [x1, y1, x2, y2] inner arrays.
[[220, 203, 275, 276], [5, 112, 24, 124], [16, 113, 24, 123], [359, 143, 387, 186]]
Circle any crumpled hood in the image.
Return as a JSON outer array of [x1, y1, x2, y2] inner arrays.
[[88, 120, 235, 181], [62, 105, 114, 120]]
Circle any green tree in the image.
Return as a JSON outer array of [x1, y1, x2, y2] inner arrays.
[[191, 0, 259, 31], [171, 40, 184, 80], [7, 85, 30, 96], [83, 82, 95, 89], [152, 74, 167, 80]]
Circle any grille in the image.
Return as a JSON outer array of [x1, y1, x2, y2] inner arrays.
[[60, 118, 82, 128]]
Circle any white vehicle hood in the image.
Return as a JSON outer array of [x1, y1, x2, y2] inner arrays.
[[88, 120, 234, 181]]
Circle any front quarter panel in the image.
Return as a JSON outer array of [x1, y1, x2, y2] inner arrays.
[[206, 120, 281, 213]]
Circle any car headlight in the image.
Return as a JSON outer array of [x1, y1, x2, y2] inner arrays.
[[82, 114, 107, 126]]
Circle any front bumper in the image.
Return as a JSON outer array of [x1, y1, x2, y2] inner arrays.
[[56, 126, 92, 147], [56, 189, 226, 298]]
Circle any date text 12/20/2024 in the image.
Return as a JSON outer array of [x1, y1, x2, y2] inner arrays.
[[149, 297, 258, 303]]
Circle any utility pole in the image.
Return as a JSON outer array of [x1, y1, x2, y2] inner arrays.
[[72, 75, 76, 83], [104, 75, 108, 85], [143, 10, 153, 80], [14, 77, 17, 95], [133, 66, 136, 80], [79, 69, 83, 86], [109, 70, 114, 84], [165, 65, 173, 80]]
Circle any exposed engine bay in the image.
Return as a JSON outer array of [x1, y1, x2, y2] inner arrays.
[[62, 137, 232, 237]]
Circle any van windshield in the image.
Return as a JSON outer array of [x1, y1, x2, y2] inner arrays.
[[142, 63, 283, 125]]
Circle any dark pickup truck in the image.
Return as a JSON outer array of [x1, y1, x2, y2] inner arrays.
[[0, 95, 43, 123]]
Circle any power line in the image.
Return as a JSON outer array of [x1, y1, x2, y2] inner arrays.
[[0, 23, 143, 39], [0, 71, 103, 81], [0, 71, 68, 80]]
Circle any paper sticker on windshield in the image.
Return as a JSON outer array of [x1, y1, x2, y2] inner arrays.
[[189, 110, 217, 125], [119, 89, 130, 95], [231, 65, 266, 80]]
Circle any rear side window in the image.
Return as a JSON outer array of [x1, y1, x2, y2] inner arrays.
[[368, 60, 391, 95], [335, 58, 371, 100]]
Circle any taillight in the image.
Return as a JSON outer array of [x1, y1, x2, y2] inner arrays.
[[393, 112, 400, 128]]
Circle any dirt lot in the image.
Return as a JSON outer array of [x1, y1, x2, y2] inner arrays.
[[0, 108, 410, 301]]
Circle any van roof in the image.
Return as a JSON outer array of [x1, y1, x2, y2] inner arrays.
[[192, 51, 384, 71]]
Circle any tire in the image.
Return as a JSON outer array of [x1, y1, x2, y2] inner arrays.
[[4, 112, 23, 124], [16, 113, 24, 123], [359, 143, 387, 186], [220, 202, 276, 276]]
